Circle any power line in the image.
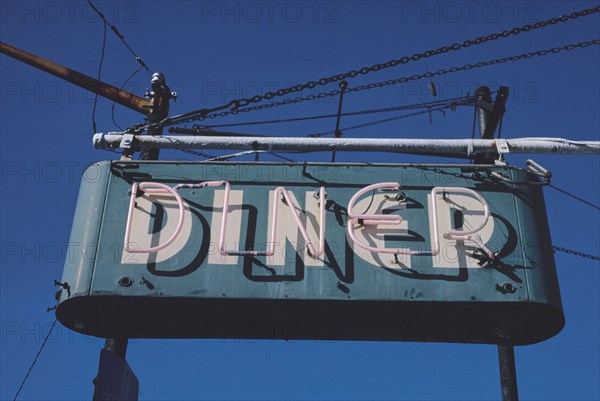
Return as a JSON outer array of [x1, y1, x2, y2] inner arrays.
[[112, 65, 145, 130], [90, 15, 107, 135], [199, 96, 472, 130], [140, 6, 600, 131], [173, 103, 477, 155], [13, 320, 57, 401], [308, 105, 459, 138], [176, 99, 466, 142], [86, 0, 151, 73]]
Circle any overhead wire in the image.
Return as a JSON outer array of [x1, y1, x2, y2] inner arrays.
[[172, 97, 473, 157], [307, 104, 464, 138], [111, 65, 145, 130], [86, 0, 151, 73], [90, 13, 107, 135], [87, 0, 154, 138], [198, 95, 473, 130], [13, 320, 57, 401]]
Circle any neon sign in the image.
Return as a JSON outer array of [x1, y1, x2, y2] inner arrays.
[[56, 161, 564, 344], [123, 180, 496, 266]]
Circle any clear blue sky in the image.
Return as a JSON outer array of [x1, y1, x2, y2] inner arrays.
[[1, 1, 599, 400]]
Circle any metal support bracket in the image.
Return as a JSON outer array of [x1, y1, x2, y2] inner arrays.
[[495, 139, 510, 154], [120, 133, 135, 149]]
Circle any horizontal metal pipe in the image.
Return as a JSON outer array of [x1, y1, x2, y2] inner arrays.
[[93, 134, 600, 156]]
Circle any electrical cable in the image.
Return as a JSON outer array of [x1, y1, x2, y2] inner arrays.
[[91, 16, 107, 135], [86, 0, 151, 73], [13, 320, 57, 401], [200, 96, 473, 130], [174, 101, 466, 158], [308, 104, 460, 138], [111, 65, 145, 130]]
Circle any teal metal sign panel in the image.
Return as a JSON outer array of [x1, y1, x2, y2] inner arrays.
[[56, 161, 563, 345]]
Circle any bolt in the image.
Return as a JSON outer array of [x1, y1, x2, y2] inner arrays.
[[503, 283, 516, 293], [472, 171, 486, 181], [496, 282, 517, 294], [118, 276, 134, 287]]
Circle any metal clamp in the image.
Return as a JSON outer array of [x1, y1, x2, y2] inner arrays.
[[525, 159, 551, 179], [495, 139, 510, 154], [490, 159, 551, 186], [119, 133, 135, 149]]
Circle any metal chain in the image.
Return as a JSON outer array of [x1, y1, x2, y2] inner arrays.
[[195, 39, 599, 123], [347, 40, 600, 94], [150, 6, 600, 129], [549, 184, 600, 210], [553, 246, 600, 261]]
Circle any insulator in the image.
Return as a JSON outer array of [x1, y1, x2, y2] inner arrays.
[[428, 81, 437, 97]]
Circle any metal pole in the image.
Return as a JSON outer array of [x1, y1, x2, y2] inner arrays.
[[94, 134, 600, 156], [92, 338, 130, 400], [498, 345, 519, 401], [475, 86, 493, 139], [474, 86, 509, 164], [331, 80, 348, 162], [104, 338, 128, 358], [0, 41, 151, 115]]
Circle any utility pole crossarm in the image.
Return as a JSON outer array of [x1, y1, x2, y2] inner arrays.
[[0, 41, 152, 115], [93, 134, 600, 156]]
